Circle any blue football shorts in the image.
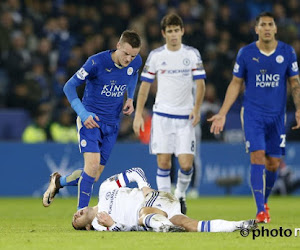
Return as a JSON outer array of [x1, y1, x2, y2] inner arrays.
[[242, 109, 285, 157], [77, 117, 120, 165]]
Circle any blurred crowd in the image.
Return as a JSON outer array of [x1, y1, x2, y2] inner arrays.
[[0, 0, 300, 142]]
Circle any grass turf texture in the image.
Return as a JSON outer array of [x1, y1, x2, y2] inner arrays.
[[0, 196, 299, 250]]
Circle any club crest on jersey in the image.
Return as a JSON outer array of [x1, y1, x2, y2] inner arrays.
[[127, 67, 133, 75], [76, 68, 89, 80], [183, 58, 190, 66], [276, 55, 284, 64], [80, 139, 87, 147]]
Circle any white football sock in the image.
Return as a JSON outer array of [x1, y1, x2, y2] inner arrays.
[[174, 168, 193, 198], [197, 220, 242, 232], [156, 167, 171, 192]]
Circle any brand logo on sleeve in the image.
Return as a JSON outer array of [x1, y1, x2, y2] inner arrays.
[[233, 63, 240, 73], [292, 62, 299, 72], [76, 68, 89, 80]]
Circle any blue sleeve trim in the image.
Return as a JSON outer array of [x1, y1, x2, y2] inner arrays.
[[122, 172, 130, 186], [71, 98, 92, 122], [193, 75, 206, 80], [140, 76, 154, 83]]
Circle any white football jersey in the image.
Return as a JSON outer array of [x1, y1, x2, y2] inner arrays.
[[92, 187, 144, 231], [140, 44, 206, 116]]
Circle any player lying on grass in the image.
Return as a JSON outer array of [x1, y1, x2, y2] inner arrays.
[[71, 167, 257, 232]]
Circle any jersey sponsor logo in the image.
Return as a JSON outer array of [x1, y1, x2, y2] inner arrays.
[[105, 68, 113, 72], [127, 67, 133, 75], [101, 83, 127, 97], [255, 73, 280, 88], [252, 57, 259, 63], [76, 68, 89, 80], [160, 69, 190, 76], [292, 62, 299, 72], [80, 139, 87, 147], [233, 63, 239, 73], [276, 55, 284, 64], [183, 58, 190, 66]]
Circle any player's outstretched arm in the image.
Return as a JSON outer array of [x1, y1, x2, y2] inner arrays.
[[208, 76, 243, 134], [289, 75, 300, 130], [133, 81, 151, 136]]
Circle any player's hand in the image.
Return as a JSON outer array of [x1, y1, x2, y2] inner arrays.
[[123, 99, 134, 116], [96, 211, 114, 227], [83, 114, 100, 129], [133, 116, 144, 136], [292, 109, 300, 130], [207, 114, 226, 134], [189, 109, 200, 127]]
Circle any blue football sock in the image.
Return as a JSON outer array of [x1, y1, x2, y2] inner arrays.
[[264, 169, 278, 204], [250, 164, 265, 214], [77, 171, 95, 210], [60, 169, 83, 187]]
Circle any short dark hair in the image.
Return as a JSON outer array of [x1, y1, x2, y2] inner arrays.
[[119, 30, 141, 48], [255, 12, 276, 26], [160, 13, 183, 31], [72, 221, 94, 231], [72, 221, 86, 230]]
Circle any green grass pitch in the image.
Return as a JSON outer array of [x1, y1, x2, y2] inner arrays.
[[0, 196, 299, 250]]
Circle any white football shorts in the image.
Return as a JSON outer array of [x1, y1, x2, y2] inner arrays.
[[141, 191, 182, 219], [150, 113, 196, 156]]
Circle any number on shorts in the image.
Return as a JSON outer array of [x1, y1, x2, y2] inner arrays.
[[191, 141, 195, 152], [280, 134, 286, 148]]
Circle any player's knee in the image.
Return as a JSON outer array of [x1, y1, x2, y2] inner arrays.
[[178, 160, 193, 171], [84, 163, 101, 177], [157, 159, 171, 169], [266, 158, 280, 171], [250, 151, 266, 165], [139, 207, 167, 222]]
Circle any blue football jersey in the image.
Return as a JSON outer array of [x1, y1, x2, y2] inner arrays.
[[75, 50, 142, 124], [233, 41, 299, 115]]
